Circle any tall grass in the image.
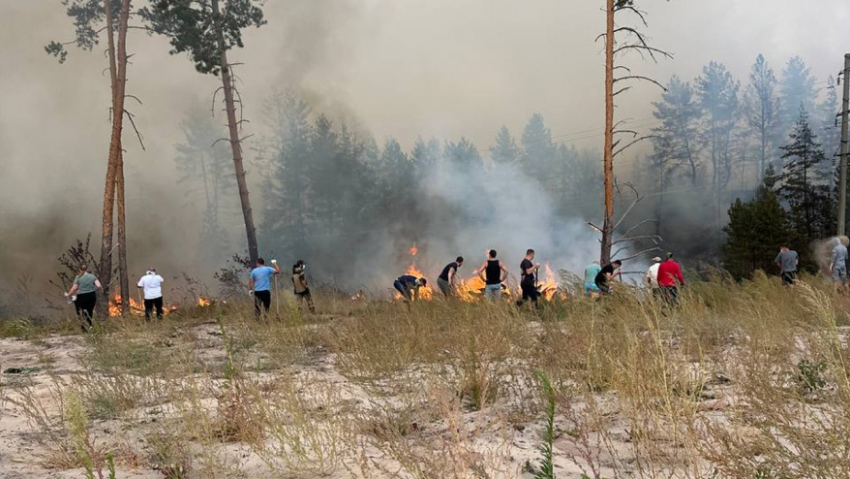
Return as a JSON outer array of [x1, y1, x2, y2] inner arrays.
[[7, 274, 850, 478]]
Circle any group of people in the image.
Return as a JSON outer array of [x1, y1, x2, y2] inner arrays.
[[395, 249, 544, 307], [63, 258, 316, 330], [582, 253, 685, 304], [395, 248, 688, 307], [63, 265, 166, 331], [248, 258, 316, 318]]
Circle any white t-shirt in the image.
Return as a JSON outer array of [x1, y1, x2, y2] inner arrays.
[[137, 274, 164, 300], [646, 263, 661, 289]]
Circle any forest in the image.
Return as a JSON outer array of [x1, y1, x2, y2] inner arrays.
[[175, 53, 844, 288]]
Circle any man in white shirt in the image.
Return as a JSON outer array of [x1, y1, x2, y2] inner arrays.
[[137, 268, 165, 321], [645, 257, 662, 299]]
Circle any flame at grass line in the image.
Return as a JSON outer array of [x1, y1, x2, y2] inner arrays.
[[108, 294, 183, 318], [393, 242, 433, 301], [198, 297, 212, 307]]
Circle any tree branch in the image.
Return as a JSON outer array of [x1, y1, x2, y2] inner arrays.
[[613, 75, 668, 91], [613, 247, 662, 262], [612, 235, 662, 246], [613, 135, 660, 158], [614, 5, 649, 27], [124, 110, 145, 151]]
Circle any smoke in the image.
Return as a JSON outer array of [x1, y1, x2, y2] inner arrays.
[[0, 0, 846, 308]]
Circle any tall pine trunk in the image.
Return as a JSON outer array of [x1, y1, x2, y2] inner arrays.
[[600, 0, 615, 264], [116, 0, 131, 315], [212, 0, 259, 267], [98, 0, 131, 316]]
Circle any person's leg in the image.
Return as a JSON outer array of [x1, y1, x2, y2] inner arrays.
[[438, 278, 451, 297], [154, 297, 164, 320], [144, 298, 153, 321], [304, 290, 316, 313], [80, 293, 95, 331], [261, 291, 272, 313], [253, 292, 262, 319], [393, 280, 406, 299]]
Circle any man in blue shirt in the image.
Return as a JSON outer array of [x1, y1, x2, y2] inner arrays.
[[249, 258, 281, 319]]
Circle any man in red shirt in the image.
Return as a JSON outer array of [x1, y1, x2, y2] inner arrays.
[[657, 252, 684, 305]]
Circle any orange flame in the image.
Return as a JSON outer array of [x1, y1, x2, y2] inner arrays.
[[109, 294, 180, 317], [198, 297, 212, 307], [409, 242, 418, 257], [537, 264, 560, 301]]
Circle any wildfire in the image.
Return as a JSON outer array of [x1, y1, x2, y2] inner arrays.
[[537, 264, 560, 301], [108, 294, 144, 317], [108, 294, 180, 318], [394, 242, 432, 301], [198, 297, 212, 307]]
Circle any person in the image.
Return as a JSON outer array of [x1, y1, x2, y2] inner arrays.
[[516, 249, 541, 308], [393, 275, 427, 303], [830, 237, 848, 293], [137, 268, 165, 321], [774, 245, 798, 287], [594, 260, 622, 295], [584, 261, 602, 296], [475, 250, 509, 301], [438, 256, 464, 297], [645, 256, 662, 298], [657, 253, 684, 305], [248, 258, 280, 319], [64, 264, 102, 332], [292, 260, 316, 313]]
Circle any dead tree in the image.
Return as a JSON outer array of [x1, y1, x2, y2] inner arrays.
[[588, 183, 662, 263], [47, 0, 135, 316], [598, 0, 671, 264]]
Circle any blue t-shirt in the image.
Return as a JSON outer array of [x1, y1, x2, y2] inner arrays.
[[250, 266, 276, 292], [584, 264, 602, 285]]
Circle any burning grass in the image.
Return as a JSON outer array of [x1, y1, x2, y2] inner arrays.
[[4, 272, 850, 478]]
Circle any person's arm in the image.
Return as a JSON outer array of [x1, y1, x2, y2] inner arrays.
[[248, 276, 255, 291], [676, 265, 684, 285], [500, 262, 509, 282], [137, 278, 144, 288], [477, 262, 487, 281], [524, 263, 539, 276], [645, 269, 652, 286], [272, 263, 281, 275], [448, 268, 455, 287], [65, 283, 79, 297]]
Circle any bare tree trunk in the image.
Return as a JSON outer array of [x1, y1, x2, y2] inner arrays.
[[115, 0, 132, 315], [97, 0, 129, 316], [212, 0, 259, 267], [600, 0, 616, 265]]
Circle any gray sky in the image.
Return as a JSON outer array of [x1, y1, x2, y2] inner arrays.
[[0, 0, 847, 286]]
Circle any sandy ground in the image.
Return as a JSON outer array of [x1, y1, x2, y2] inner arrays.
[[0, 319, 737, 479]]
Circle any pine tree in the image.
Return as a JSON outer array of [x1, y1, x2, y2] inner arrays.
[[520, 114, 558, 188], [490, 126, 521, 166], [743, 54, 780, 180], [445, 138, 483, 172], [696, 61, 740, 192], [779, 56, 818, 135], [779, 108, 833, 242], [411, 137, 441, 182], [818, 76, 841, 165], [723, 180, 789, 280], [651, 76, 702, 186], [175, 103, 235, 263]]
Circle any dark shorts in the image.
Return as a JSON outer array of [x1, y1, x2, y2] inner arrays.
[[781, 271, 796, 286], [254, 290, 271, 318]]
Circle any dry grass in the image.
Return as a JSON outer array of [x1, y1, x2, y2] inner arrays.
[[4, 276, 850, 478]]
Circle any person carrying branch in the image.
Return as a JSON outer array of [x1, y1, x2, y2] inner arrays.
[[393, 275, 427, 303], [249, 258, 280, 319], [437, 256, 464, 298], [64, 264, 102, 332], [292, 260, 316, 313], [137, 267, 165, 321]]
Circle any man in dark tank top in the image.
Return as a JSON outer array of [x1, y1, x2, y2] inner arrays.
[[475, 249, 508, 301]]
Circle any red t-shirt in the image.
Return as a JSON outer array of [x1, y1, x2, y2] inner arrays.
[[657, 260, 683, 287]]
